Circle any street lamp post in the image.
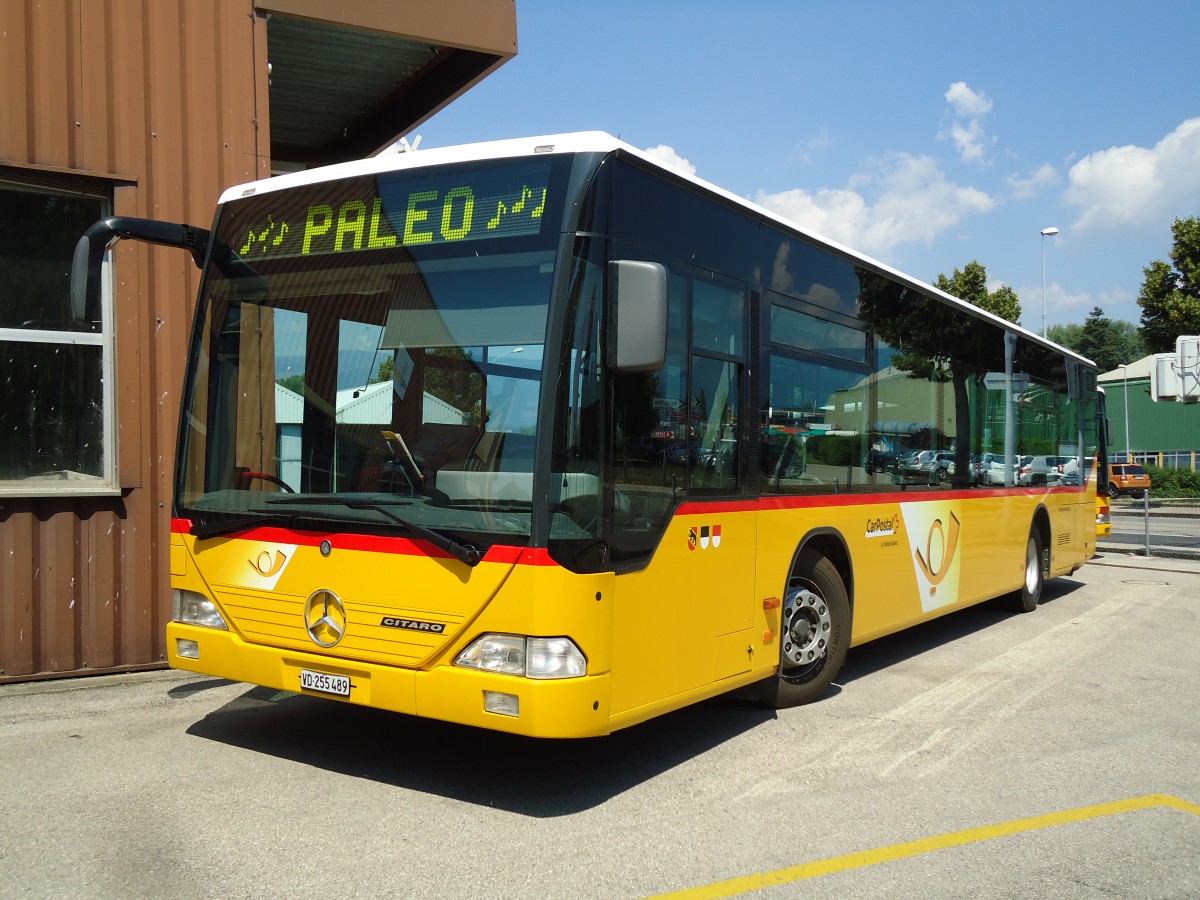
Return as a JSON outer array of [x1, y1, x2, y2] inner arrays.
[[1040, 226, 1059, 339], [1120, 363, 1132, 463], [490, 346, 524, 365]]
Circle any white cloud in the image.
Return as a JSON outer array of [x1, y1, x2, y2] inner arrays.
[[940, 82, 996, 164], [642, 144, 696, 176], [1015, 280, 1098, 331], [1006, 163, 1061, 200], [945, 81, 993, 118], [947, 120, 990, 164], [755, 153, 995, 260], [791, 129, 831, 165], [1064, 117, 1200, 231]]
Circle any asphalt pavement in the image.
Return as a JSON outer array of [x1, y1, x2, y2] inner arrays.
[[2, 550, 1197, 899]]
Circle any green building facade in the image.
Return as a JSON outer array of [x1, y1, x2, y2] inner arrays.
[[1100, 358, 1200, 471]]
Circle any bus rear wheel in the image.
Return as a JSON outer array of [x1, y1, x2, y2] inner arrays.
[[760, 549, 850, 708], [1007, 528, 1044, 613]]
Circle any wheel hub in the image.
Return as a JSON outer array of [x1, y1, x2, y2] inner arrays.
[[1025, 538, 1041, 594], [781, 585, 831, 667]]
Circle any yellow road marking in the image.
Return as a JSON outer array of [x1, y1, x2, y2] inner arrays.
[[650, 794, 1200, 899]]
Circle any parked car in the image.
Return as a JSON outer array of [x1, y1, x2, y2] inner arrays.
[[1018, 455, 1071, 486], [976, 453, 1020, 485], [1059, 456, 1080, 485], [1108, 462, 1151, 499], [864, 448, 901, 474], [899, 449, 954, 483], [931, 451, 956, 479]]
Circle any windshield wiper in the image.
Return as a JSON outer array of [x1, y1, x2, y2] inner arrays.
[[444, 499, 534, 512], [265, 495, 483, 567], [190, 513, 283, 540]]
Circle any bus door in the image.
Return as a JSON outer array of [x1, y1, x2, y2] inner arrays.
[[607, 270, 757, 713]]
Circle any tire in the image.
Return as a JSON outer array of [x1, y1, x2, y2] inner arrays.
[[1109, 485, 1121, 500], [759, 549, 851, 708], [1007, 528, 1044, 613]]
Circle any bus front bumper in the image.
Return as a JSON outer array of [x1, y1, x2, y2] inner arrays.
[[166, 622, 613, 738]]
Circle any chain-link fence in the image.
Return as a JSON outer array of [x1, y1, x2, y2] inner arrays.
[[1099, 492, 1200, 560]]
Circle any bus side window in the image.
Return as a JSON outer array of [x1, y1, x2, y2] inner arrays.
[[761, 352, 868, 495], [690, 355, 741, 490], [604, 265, 689, 565]]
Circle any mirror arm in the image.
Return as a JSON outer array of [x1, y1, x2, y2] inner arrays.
[[71, 216, 210, 322]]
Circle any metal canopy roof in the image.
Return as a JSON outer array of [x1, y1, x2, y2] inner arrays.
[[266, 12, 512, 165]]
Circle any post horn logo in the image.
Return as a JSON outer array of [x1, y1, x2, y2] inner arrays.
[[914, 511, 961, 587], [304, 590, 347, 648], [250, 549, 287, 578]]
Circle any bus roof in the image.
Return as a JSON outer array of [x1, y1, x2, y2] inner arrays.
[[218, 131, 1095, 369]]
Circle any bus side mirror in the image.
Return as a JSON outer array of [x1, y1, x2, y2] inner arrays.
[[609, 260, 667, 372], [71, 220, 116, 324], [71, 217, 211, 323]]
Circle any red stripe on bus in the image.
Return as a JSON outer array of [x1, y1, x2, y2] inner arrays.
[[171, 519, 552, 565]]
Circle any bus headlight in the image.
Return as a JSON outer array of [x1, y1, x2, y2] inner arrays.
[[172, 589, 228, 630], [526, 637, 587, 679], [455, 634, 586, 679], [455, 634, 525, 676]]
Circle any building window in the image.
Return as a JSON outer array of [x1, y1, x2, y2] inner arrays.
[[0, 178, 115, 494]]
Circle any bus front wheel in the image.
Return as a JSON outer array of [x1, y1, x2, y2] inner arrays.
[[760, 549, 850, 708]]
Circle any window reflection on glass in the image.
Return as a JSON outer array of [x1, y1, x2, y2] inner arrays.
[[0, 341, 104, 480], [0, 185, 105, 332], [1, 181, 110, 489], [690, 356, 741, 491], [761, 354, 866, 494], [692, 277, 743, 356], [769, 302, 866, 363]]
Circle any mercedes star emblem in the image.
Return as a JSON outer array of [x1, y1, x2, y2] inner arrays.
[[304, 589, 347, 648]]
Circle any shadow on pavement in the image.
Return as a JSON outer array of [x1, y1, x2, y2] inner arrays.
[[168, 677, 238, 697], [838, 575, 1084, 685], [185, 687, 775, 817], [181, 578, 1089, 817]]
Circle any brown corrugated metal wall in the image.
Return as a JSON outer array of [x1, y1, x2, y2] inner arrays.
[[0, 0, 269, 681]]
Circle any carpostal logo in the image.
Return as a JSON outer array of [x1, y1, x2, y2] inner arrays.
[[688, 524, 723, 551], [866, 514, 901, 538]]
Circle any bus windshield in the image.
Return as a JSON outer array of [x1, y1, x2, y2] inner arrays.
[[175, 157, 569, 546]]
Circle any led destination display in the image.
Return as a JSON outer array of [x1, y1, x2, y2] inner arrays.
[[235, 161, 552, 259]]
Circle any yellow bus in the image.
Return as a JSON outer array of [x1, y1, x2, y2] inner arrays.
[[73, 133, 1106, 737]]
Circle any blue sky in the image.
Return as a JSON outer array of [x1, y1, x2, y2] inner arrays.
[[416, 0, 1200, 335]]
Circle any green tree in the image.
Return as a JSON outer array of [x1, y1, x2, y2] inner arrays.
[[1076, 306, 1145, 372], [1138, 216, 1200, 353], [1046, 322, 1084, 349], [859, 262, 1010, 481], [1049, 313, 1144, 370], [376, 357, 393, 383], [276, 372, 306, 395], [934, 260, 1021, 323]]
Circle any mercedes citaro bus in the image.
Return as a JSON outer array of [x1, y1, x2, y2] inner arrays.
[[72, 133, 1106, 737]]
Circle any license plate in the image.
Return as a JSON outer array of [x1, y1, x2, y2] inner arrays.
[[300, 669, 351, 697]]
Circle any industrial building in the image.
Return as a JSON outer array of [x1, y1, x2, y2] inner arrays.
[[1, 0, 517, 682], [1100, 356, 1200, 470]]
